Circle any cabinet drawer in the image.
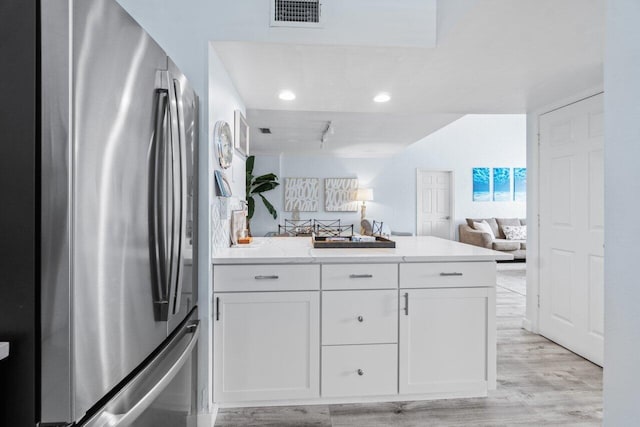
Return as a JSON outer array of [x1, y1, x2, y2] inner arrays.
[[322, 290, 397, 345], [322, 264, 398, 290], [400, 262, 495, 288], [214, 264, 320, 292], [322, 344, 397, 397]]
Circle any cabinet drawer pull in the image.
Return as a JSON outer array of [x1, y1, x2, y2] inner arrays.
[[357, 369, 364, 376], [357, 315, 364, 323], [404, 292, 409, 316], [349, 274, 373, 279], [254, 275, 279, 280], [440, 272, 463, 277]]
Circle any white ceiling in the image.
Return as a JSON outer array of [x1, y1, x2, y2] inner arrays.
[[247, 110, 462, 157], [212, 0, 604, 156]]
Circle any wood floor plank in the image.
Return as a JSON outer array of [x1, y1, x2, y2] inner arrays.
[[215, 405, 332, 427], [215, 263, 603, 426]]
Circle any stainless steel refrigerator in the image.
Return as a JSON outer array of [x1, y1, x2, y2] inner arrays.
[[38, 0, 200, 425]]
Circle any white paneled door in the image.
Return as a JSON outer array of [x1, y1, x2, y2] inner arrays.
[[416, 170, 453, 239], [539, 93, 604, 366]]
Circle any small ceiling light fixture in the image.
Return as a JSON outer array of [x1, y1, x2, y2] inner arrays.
[[278, 90, 296, 101], [320, 121, 334, 149], [373, 92, 391, 103]]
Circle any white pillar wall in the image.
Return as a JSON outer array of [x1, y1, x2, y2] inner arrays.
[[604, 0, 640, 424]]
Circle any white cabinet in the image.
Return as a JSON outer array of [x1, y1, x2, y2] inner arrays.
[[322, 290, 398, 345], [400, 262, 495, 288], [322, 264, 398, 290], [213, 258, 497, 406], [213, 291, 320, 403], [399, 287, 496, 394], [322, 344, 397, 397], [213, 264, 320, 292]]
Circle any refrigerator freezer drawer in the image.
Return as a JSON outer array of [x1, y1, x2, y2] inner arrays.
[[81, 309, 199, 427]]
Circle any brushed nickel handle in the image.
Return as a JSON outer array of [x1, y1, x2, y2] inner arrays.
[[215, 297, 220, 321], [404, 292, 409, 316], [254, 275, 279, 280], [349, 274, 373, 279], [357, 369, 364, 376], [440, 272, 463, 277], [357, 315, 364, 322]]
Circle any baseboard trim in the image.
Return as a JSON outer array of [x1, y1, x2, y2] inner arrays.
[[215, 388, 489, 409], [522, 317, 533, 332], [194, 408, 217, 427]]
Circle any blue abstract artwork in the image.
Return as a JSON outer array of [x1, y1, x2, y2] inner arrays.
[[473, 168, 490, 201], [493, 168, 511, 201], [514, 167, 527, 202]]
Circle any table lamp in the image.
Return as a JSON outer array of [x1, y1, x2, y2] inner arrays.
[[356, 188, 374, 222]]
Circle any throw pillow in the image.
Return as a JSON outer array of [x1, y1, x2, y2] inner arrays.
[[473, 220, 495, 239], [503, 225, 527, 240]]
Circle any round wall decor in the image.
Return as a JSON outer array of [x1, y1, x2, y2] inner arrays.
[[214, 120, 233, 169]]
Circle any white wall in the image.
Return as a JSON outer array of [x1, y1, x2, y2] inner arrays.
[[604, 0, 640, 424], [250, 115, 526, 237], [209, 44, 247, 204]]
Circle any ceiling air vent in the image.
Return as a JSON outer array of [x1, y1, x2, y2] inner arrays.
[[270, 0, 322, 28]]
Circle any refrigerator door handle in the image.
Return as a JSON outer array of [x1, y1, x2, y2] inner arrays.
[[165, 74, 182, 318], [82, 317, 200, 427], [171, 78, 187, 315], [150, 86, 171, 316]]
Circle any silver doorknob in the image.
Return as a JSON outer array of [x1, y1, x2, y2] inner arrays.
[[357, 369, 364, 376], [357, 315, 364, 322]]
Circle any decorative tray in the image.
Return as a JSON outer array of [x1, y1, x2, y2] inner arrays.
[[312, 235, 396, 249]]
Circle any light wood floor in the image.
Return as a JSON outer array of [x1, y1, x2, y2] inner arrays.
[[215, 263, 603, 426]]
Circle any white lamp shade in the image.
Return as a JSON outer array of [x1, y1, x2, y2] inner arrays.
[[356, 188, 374, 202]]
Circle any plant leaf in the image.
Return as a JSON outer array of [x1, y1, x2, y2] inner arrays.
[[245, 155, 255, 175], [247, 196, 255, 219], [254, 173, 278, 183], [252, 181, 279, 193], [259, 194, 278, 220]]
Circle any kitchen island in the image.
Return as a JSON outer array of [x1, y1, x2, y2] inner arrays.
[[212, 236, 512, 408]]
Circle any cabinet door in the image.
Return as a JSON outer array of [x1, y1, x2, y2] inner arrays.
[[213, 292, 320, 403], [399, 287, 495, 395]]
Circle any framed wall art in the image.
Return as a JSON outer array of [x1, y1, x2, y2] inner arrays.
[[324, 178, 359, 212], [493, 167, 511, 201], [234, 109, 249, 157], [284, 178, 319, 212], [472, 168, 490, 201], [514, 167, 527, 202]]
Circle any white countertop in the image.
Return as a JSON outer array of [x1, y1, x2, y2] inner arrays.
[[0, 342, 9, 361], [212, 236, 513, 264]]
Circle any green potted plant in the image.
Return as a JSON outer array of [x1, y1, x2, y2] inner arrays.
[[245, 155, 280, 234]]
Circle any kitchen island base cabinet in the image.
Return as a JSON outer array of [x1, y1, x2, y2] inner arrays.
[[213, 291, 320, 403], [212, 237, 508, 407], [399, 287, 496, 394], [322, 344, 398, 397]]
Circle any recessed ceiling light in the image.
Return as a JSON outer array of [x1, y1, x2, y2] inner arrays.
[[278, 90, 296, 101], [373, 92, 391, 103]]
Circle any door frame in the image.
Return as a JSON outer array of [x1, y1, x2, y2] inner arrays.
[[416, 169, 455, 240]]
